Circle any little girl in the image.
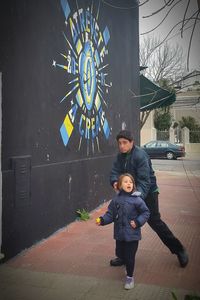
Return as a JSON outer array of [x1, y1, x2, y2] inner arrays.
[[96, 173, 150, 290]]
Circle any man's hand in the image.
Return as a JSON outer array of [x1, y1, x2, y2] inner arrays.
[[113, 182, 119, 192]]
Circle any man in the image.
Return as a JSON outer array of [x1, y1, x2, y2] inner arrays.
[[109, 130, 189, 268]]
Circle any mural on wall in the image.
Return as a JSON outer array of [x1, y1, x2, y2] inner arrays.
[[53, 0, 112, 154]]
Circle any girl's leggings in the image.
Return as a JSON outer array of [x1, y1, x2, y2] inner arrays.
[[116, 240, 139, 277]]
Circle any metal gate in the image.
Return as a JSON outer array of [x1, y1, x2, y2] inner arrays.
[[157, 130, 169, 141]]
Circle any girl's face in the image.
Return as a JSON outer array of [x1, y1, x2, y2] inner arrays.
[[120, 176, 134, 193]]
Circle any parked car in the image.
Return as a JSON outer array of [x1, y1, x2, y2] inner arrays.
[[142, 140, 186, 160]]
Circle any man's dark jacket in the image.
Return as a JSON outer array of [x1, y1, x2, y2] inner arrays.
[[110, 145, 157, 199]]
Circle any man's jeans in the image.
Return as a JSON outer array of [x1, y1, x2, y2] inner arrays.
[[145, 191, 184, 254]]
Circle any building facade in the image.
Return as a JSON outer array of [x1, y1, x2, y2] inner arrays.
[[0, 0, 140, 259]]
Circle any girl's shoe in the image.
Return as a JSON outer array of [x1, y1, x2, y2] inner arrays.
[[124, 276, 134, 290]]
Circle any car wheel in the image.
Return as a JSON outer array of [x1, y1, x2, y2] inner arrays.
[[166, 152, 175, 160]]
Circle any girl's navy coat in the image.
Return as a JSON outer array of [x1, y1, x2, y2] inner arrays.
[[101, 190, 150, 242]]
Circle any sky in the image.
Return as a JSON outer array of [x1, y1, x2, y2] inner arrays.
[[139, 0, 200, 72]]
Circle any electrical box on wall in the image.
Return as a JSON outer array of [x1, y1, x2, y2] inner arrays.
[[11, 156, 31, 208]]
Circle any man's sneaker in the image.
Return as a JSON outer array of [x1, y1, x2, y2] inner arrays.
[[177, 249, 189, 268], [124, 276, 134, 290], [110, 257, 124, 266]]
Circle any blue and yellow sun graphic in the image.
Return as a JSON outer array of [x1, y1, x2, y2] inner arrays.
[[53, 0, 112, 154]]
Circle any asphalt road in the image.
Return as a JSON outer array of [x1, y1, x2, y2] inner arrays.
[[151, 156, 200, 175]]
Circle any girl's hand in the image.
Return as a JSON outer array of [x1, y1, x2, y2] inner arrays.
[[130, 220, 136, 228], [96, 217, 101, 225]]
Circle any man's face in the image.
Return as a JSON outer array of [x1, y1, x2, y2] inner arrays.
[[118, 138, 133, 153]]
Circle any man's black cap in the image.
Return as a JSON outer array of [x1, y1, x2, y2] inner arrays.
[[116, 130, 133, 142]]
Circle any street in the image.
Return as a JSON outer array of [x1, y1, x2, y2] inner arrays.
[[152, 156, 200, 175]]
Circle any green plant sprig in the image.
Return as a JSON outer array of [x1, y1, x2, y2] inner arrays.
[[76, 208, 90, 221]]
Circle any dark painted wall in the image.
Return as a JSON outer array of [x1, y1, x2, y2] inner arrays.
[[0, 0, 140, 259]]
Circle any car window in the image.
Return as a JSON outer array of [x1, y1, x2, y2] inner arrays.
[[156, 142, 161, 147], [146, 142, 157, 148], [159, 142, 168, 147], [169, 143, 175, 147]]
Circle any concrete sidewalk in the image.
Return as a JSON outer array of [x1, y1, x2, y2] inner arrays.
[[0, 166, 200, 300]]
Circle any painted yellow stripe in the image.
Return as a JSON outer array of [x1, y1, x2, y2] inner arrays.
[[76, 39, 83, 55], [76, 89, 83, 107], [64, 114, 73, 137], [95, 93, 101, 110]]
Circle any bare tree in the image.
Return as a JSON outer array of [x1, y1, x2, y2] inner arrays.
[[140, 108, 152, 129], [140, 0, 200, 71], [140, 35, 186, 83], [139, 35, 185, 129]]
